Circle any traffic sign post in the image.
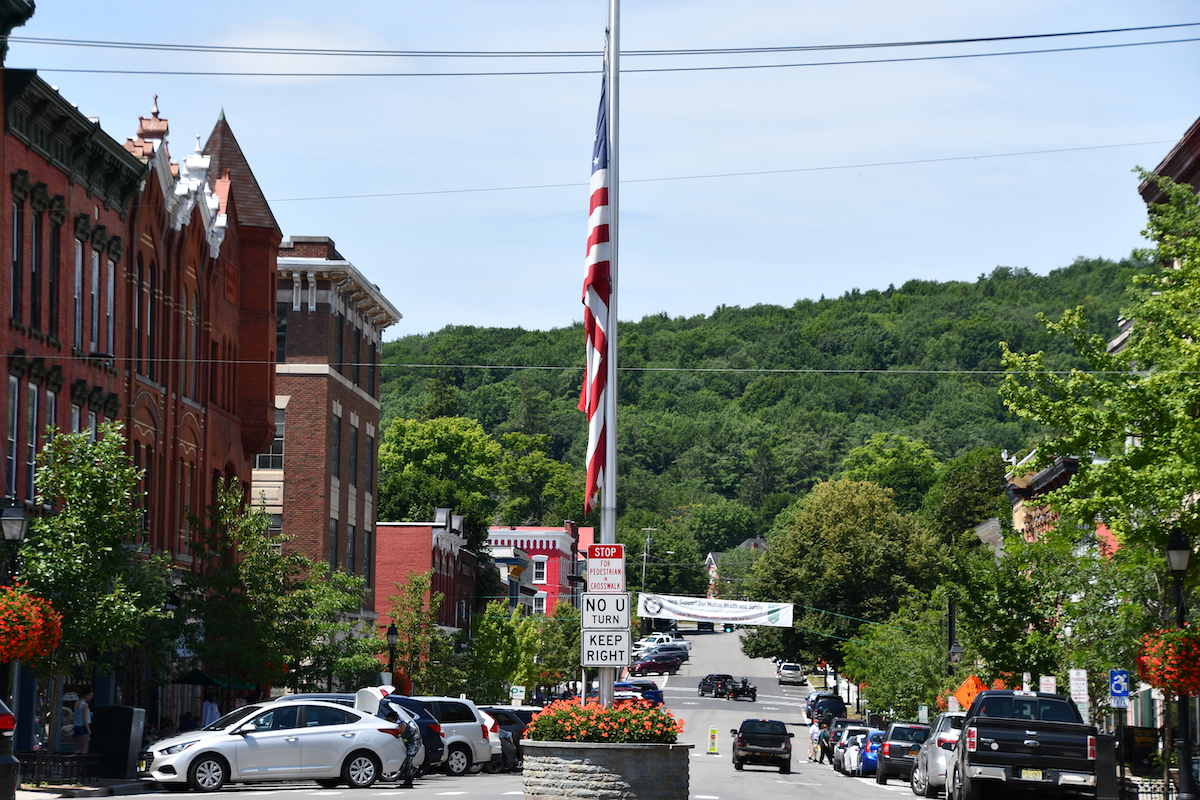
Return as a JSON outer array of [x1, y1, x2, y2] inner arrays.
[[582, 547, 631, 682], [582, 593, 631, 629], [587, 544, 626, 592], [1110, 669, 1130, 708]]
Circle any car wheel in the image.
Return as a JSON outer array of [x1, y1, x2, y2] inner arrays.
[[781, 759, 791, 774], [187, 754, 228, 792], [952, 763, 977, 800], [910, 763, 923, 796], [317, 779, 342, 788], [750, 693, 756, 702], [697, 687, 703, 696], [670, 668, 679, 675], [877, 765, 888, 785], [446, 744, 472, 776], [343, 750, 381, 789], [733, 758, 743, 771], [923, 766, 939, 798]]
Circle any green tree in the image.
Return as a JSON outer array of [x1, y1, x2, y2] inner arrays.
[[496, 433, 584, 526], [921, 447, 1011, 551], [421, 364, 459, 420], [21, 423, 171, 671], [745, 478, 939, 669], [378, 416, 501, 551], [715, 546, 763, 600], [383, 570, 462, 695], [540, 601, 582, 692], [684, 498, 757, 555], [176, 482, 375, 692], [1000, 174, 1200, 551], [468, 600, 520, 702], [839, 433, 941, 514]]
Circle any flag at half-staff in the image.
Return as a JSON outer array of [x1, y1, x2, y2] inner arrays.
[[579, 72, 610, 514]]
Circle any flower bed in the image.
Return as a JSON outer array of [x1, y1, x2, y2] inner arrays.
[[524, 698, 683, 744]]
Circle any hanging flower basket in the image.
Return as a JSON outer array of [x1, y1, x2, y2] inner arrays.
[[1136, 626, 1200, 695], [0, 583, 63, 663]]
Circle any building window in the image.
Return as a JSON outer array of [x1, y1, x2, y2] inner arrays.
[[365, 435, 374, 492], [45, 389, 56, 439], [268, 515, 283, 555], [331, 415, 341, 480], [328, 517, 338, 572], [368, 342, 376, 397], [334, 310, 345, 375], [25, 382, 37, 501], [6, 377, 18, 496], [533, 558, 547, 584], [11, 203, 22, 322], [48, 223, 60, 339], [89, 249, 99, 352], [178, 461, 194, 556], [349, 425, 358, 487], [352, 325, 361, 386], [363, 530, 371, 587], [347, 524, 356, 575], [105, 259, 114, 355], [255, 408, 285, 469], [147, 266, 156, 379], [29, 213, 40, 330], [87, 410, 97, 441], [73, 240, 83, 350], [69, 404, 80, 433], [533, 593, 546, 615], [276, 302, 287, 363]]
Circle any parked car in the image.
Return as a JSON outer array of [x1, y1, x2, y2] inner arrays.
[[377, 695, 446, 772], [778, 663, 807, 686], [137, 700, 407, 791], [730, 719, 793, 773], [859, 731, 885, 777], [614, 681, 664, 706], [479, 707, 532, 769], [842, 733, 867, 777], [876, 721, 929, 784], [629, 653, 681, 676], [910, 711, 965, 798], [812, 695, 849, 723], [948, 690, 1098, 800], [639, 643, 689, 662], [0, 700, 17, 800], [806, 690, 838, 717], [698, 674, 734, 697], [833, 724, 870, 773], [407, 696, 493, 776]]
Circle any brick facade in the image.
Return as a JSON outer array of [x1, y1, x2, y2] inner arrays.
[[375, 515, 479, 632], [487, 524, 585, 615], [251, 237, 400, 613]]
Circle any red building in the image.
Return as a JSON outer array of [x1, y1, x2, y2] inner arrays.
[[487, 524, 585, 615], [375, 510, 479, 632], [251, 236, 401, 614]]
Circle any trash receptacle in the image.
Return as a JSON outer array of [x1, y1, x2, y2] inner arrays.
[[91, 706, 144, 780]]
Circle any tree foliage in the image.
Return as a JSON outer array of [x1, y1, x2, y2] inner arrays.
[[21, 423, 171, 671], [839, 433, 940, 513], [382, 570, 462, 695], [1000, 175, 1200, 552]]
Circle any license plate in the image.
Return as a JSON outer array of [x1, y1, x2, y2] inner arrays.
[[907, 749, 918, 756], [1020, 769, 1043, 781]]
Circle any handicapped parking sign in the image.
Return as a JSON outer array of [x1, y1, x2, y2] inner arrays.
[[1110, 669, 1130, 708]]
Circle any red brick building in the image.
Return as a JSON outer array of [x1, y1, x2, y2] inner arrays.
[[487, 524, 585, 615], [251, 237, 401, 614], [375, 511, 479, 632]]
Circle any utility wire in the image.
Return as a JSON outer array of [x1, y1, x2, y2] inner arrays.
[[22, 36, 1200, 78], [8, 22, 1198, 58], [270, 140, 1174, 202]]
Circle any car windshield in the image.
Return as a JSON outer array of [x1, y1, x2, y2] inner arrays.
[[203, 705, 262, 731], [742, 721, 787, 736]]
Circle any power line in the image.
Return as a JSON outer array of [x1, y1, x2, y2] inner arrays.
[[22, 36, 1200, 78], [9, 22, 1198, 58], [270, 140, 1174, 203]]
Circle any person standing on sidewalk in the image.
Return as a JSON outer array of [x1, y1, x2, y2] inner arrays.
[[73, 687, 94, 754]]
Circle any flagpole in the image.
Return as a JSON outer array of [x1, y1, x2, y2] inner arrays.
[[598, 0, 620, 710]]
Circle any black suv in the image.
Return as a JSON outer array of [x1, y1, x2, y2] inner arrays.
[[875, 721, 929, 784], [731, 719, 793, 773], [698, 674, 734, 697], [812, 694, 848, 722], [0, 700, 17, 800]]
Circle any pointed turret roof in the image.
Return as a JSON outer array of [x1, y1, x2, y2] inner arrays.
[[202, 114, 279, 233]]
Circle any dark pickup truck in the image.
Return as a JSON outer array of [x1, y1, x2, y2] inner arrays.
[[948, 690, 1097, 800]]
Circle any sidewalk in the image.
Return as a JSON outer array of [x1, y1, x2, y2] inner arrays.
[[16, 779, 150, 799]]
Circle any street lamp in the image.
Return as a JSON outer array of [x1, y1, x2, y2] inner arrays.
[[1168, 529, 1195, 800], [1, 497, 28, 585], [385, 622, 398, 684]]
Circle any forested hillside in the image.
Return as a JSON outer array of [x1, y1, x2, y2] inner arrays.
[[378, 256, 1138, 574]]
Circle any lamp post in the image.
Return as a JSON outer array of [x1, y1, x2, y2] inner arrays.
[[1168, 529, 1196, 800], [1, 497, 29, 585], [385, 622, 398, 685]]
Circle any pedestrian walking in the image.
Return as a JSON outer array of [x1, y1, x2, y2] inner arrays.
[[809, 719, 821, 761], [817, 722, 832, 764], [73, 687, 94, 754]]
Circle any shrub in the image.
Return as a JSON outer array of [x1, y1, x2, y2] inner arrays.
[[525, 698, 683, 744]]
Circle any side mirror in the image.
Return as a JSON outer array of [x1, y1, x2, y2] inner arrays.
[[939, 741, 953, 751], [730, 729, 738, 736], [235, 724, 255, 736], [788, 732, 795, 738]]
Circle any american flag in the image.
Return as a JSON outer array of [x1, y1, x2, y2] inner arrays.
[[579, 74, 610, 514]]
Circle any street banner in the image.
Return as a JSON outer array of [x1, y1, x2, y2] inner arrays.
[[636, 593, 793, 627]]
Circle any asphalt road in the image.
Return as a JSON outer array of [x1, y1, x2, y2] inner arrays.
[[44, 630, 908, 800]]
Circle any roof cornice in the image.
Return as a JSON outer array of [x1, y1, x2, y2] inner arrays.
[[277, 255, 402, 328]]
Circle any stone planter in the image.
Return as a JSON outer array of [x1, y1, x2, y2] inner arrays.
[[522, 740, 692, 800]]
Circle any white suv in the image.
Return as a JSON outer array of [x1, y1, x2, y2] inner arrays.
[[410, 696, 492, 776]]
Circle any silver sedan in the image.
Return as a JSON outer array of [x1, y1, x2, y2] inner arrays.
[[138, 700, 407, 791]]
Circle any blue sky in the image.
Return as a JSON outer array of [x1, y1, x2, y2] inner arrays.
[[10, 2, 1199, 337]]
